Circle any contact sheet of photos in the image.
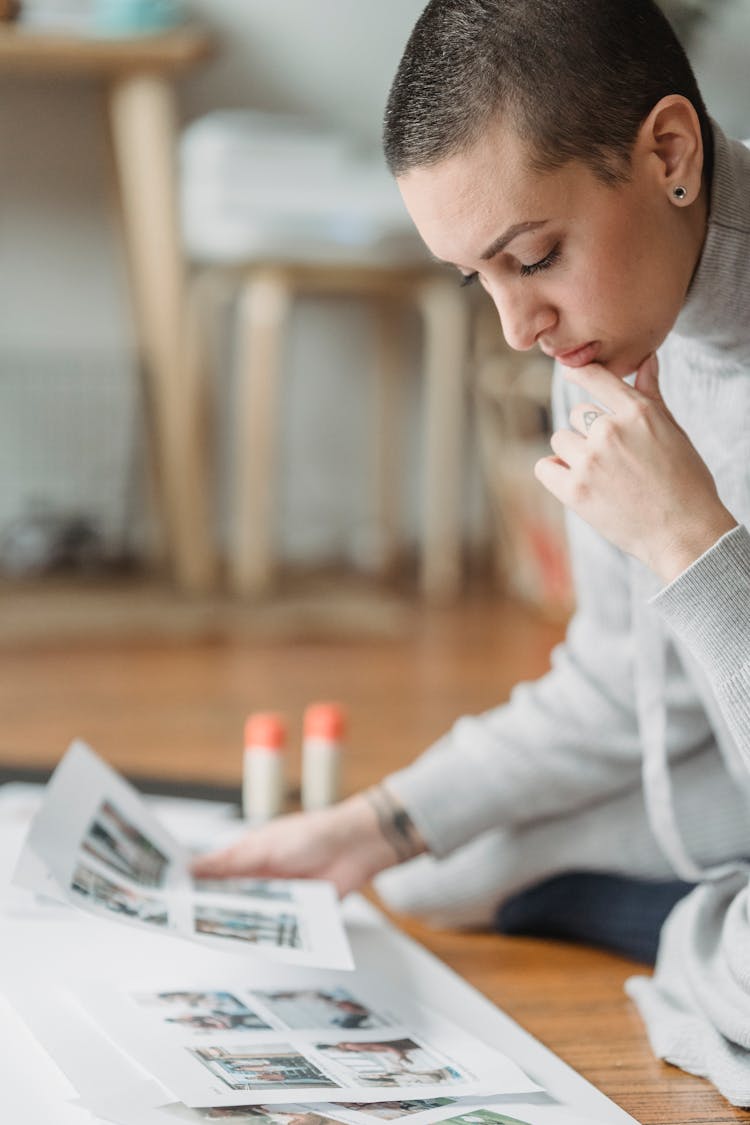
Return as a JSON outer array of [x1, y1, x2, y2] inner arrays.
[[78, 971, 539, 1109], [5, 771, 618, 1125], [14, 742, 353, 969], [87, 1098, 610, 1125]]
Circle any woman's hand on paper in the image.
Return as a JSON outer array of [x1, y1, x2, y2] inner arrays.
[[190, 793, 402, 898], [535, 353, 737, 583]]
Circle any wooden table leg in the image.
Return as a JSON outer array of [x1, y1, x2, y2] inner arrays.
[[370, 297, 405, 578], [108, 71, 215, 593], [229, 268, 291, 597], [418, 277, 470, 602]]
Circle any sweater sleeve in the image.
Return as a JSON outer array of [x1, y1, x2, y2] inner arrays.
[[651, 523, 750, 764], [385, 368, 714, 858]]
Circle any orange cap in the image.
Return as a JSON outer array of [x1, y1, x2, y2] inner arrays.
[[303, 702, 346, 741], [244, 712, 286, 751]]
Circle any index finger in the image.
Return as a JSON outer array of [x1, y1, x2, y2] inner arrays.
[[561, 361, 637, 411]]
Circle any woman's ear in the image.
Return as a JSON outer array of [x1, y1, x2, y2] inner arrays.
[[635, 95, 704, 205]]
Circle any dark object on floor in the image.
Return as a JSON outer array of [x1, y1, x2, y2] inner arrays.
[[0, 511, 104, 576], [495, 870, 695, 964]]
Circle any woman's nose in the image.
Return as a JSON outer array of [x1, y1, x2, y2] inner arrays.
[[490, 286, 556, 352]]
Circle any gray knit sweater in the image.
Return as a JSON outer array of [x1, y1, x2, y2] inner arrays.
[[378, 123, 750, 1105]]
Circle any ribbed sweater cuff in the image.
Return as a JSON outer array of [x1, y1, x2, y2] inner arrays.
[[651, 524, 750, 684]]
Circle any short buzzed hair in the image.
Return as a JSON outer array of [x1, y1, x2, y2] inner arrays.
[[383, 0, 712, 186]]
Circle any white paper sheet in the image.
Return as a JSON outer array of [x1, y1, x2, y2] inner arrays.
[[77, 968, 539, 1108], [13, 741, 353, 970], [1, 978, 173, 1114], [1, 783, 640, 1125], [83, 1096, 613, 1125]]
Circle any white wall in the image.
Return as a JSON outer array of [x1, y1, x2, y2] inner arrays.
[[689, 1, 750, 139], [1, 1, 748, 568], [182, 1, 425, 146]]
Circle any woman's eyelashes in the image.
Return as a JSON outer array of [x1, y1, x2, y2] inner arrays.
[[519, 243, 561, 278], [459, 242, 562, 288]]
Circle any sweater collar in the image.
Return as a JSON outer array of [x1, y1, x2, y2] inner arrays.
[[672, 122, 750, 364]]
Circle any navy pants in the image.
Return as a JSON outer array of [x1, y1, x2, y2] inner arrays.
[[494, 871, 695, 964]]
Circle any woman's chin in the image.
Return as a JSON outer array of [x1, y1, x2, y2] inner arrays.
[[604, 354, 645, 379]]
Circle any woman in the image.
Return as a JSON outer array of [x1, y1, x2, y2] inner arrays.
[[195, 0, 750, 1104]]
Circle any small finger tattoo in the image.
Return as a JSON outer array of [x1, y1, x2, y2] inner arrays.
[[583, 410, 602, 432]]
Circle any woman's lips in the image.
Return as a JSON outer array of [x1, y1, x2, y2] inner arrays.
[[553, 341, 600, 367]]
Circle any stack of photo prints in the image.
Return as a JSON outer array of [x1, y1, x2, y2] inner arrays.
[[14, 742, 353, 969], [12, 743, 614, 1125]]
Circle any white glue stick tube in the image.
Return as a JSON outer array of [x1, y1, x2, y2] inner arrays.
[[243, 712, 286, 823], [301, 702, 345, 811]]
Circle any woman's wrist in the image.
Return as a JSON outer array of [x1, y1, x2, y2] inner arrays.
[[325, 792, 400, 881], [655, 508, 738, 584], [328, 783, 427, 886], [333, 786, 426, 878], [363, 782, 427, 863]]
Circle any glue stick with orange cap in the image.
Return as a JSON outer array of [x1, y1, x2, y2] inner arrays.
[[301, 701, 346, 811], [243, 711, 286, 823]]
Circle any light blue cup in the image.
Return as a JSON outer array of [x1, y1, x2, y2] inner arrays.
[[93, 0, 184, 36]]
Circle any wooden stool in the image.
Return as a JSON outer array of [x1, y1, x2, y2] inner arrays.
[[197, 262, 471, 603]]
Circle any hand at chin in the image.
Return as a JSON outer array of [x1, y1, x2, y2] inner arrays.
[[536, 353, 737, 581]]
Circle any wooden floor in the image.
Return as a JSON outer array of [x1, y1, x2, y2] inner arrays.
[[0, 577, 746, 1125]]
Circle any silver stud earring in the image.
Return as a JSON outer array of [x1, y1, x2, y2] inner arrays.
[[673, 185, 688, 201]]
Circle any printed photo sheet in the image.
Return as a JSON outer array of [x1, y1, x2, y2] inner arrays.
[[3, 974, 608, 1125], [77, 970, 540, 1109], [83, 1094, 613, 1125], [13, 741, 353, 970]]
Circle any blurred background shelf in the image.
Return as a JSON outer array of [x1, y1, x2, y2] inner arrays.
[[0, 22, 214, 73]]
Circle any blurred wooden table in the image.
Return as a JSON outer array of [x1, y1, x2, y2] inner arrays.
[[0, 24, 217, 591]]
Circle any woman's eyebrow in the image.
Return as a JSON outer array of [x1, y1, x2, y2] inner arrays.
[[429, 219, 552, 269], [479, 220, 550, 260]]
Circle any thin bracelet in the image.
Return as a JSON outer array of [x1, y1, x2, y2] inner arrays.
[[365, 783, 424, 863]]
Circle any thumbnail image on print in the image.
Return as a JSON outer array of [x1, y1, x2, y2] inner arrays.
[[81, 798, 169, 887], [71, 863, 168, 926], [195, 1107, 346, 1123], [338, 1101, 454, 1119], [444, 1113, 537, 1125], [251, 988, 389, 1030], [190, 1043, 339, 1092], [193, 879, 293, 902], [195, 905, 301, 949], [133, 990, 272, 1032], [315, 1038, 466, 1088]]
